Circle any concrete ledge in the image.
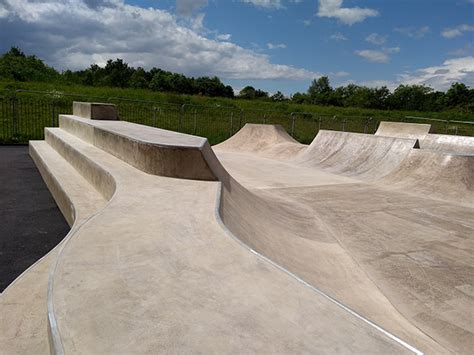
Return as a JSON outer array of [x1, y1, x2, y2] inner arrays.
[[73, 102, 118, 120], [59, 115, 218, 181]]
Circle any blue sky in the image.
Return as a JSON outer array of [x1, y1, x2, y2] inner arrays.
[[0, 0, 473, 95]]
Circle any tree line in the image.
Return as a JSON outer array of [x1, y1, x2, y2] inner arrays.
[[0, 47, 472, 112], [0, 48, 234, 98]]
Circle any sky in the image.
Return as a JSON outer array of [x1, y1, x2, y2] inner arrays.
[[0, 0, 473, 95]]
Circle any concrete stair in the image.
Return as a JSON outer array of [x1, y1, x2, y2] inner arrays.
[[1, 139, 107, 354]]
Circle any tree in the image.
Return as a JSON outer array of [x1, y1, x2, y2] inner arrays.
[[388, 84, 433, 110], [307, 76, 333, 105], [0, 47, 59, 82], [254, 89, 269, 99], [239, 86, 256, 99], [101, 59, 133, 88], [129, 67, 148, 89], [291, 92, 309, 104], [445, 82, 472, 109], [271, 91, 286, 101]]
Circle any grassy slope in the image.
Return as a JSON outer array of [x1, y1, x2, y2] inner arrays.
[[3, 80, 473, 121], [1, 80, 473, 144]]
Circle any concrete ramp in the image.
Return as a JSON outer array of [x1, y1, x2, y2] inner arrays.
[[3, 110, 427, 354], [296, 130, 419, 181], [214, 123, 305, 159], [5, 111, 473, 354], [380, 149, 474, 206], [420, 133, 474, 154], [376, 121, 434, 139], [214, 123, 473, 353]]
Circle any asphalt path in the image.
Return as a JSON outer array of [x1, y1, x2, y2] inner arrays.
[[0, 145, 69, 292]]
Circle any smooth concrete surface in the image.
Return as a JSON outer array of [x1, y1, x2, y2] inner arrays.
[[380, 149, 474, 206], [375, 121, 434, 139], [4, 118, 472, 354], [214, 123, 473, 354], [420, 134, 474, 154], [294, 130, 419, 181], [214, 123, 306, 160], [43, 124, 415, 353], [59, 115, 217, 180], [72, 101, 118, 120]]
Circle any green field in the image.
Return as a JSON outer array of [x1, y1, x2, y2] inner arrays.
[[1, 80, 473, 145]]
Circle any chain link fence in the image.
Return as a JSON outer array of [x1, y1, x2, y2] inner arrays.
[[1, 89, 472, 145]]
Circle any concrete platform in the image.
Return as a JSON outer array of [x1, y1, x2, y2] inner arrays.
[[2, 115, 472, 354]]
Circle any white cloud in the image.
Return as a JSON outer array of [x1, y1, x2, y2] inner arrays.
[[355, 50, 389, 63], [241, 0, 283, 9], [386, 47, 400, 54], [267, 42, 287, 49], [330, 32, 348, 41], [330, 71, 350, 77], [355, 47, 399, 63], [189, 12, 205, 31], [0, 0, 318, 80], [394, 26, 430, 39], [449, 43, 474, 57], [303, 19, 311, 26], [397, 56, 474, 90], [337, 57, 474, 91], [317, 0, 378, 25], [176, 0, 208, 16], [216, 33, 231, 41], [442, 24, 474, 39], [365, 33, 386, 45]]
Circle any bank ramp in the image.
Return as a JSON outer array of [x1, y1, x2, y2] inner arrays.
[[215, 121, 474, 353]]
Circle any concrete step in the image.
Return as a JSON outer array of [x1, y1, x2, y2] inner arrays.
[[0, 141, 106, 355], [58, 114, 218, 180], [45, 127, 116, 200]]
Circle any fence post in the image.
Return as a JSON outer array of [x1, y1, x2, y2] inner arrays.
[[152, 106, 158, 127], [11, 95, 18, 139], [193, 109, 197, 135], [51, 100, 56, 126], [342, 118, 346, 132], [239, 109, 243, 129], [364, 117, 372, 134], [290, 113, 296, 137], [263, 114, 266, 124], [445, 120, 449, 134], [179, 104, 185, 131], [229, 112, 234, 137]]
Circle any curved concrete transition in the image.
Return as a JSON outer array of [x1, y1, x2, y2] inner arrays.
[[1, 107, 472, 354]]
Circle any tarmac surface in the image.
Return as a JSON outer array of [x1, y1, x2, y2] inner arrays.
[[0, 146, 69, 292]]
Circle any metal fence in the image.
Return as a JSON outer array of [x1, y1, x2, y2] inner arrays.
[[1, 89, 472, 145]]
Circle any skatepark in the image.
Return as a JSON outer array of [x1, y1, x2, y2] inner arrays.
[[1, 102, 473, 354]]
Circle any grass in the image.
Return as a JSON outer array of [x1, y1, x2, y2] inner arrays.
[[1, 80, 473, 144]]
